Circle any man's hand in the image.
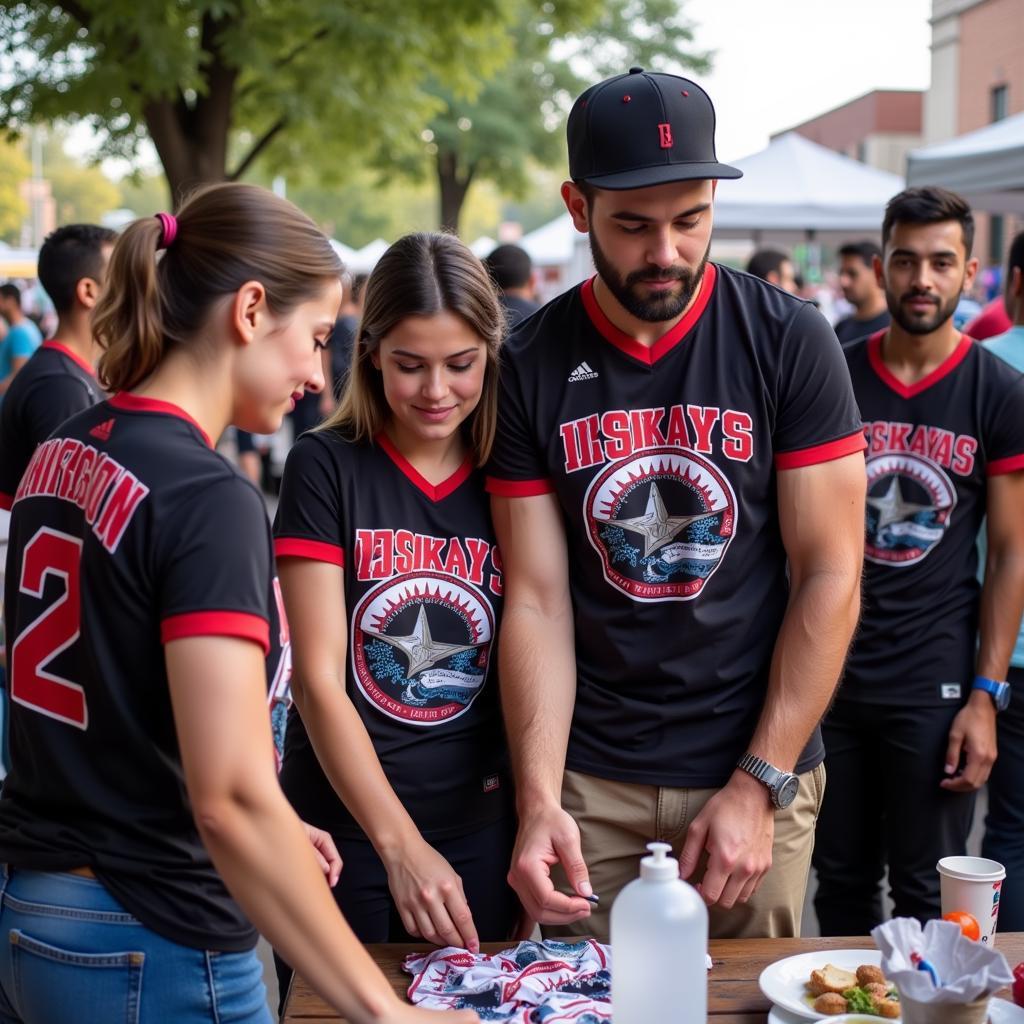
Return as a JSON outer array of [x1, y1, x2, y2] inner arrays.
[[382, 838, 480, 952], [940, 693, 997, 792], [507, 803, 593, 925], [303, 821, 343, 887], [679, 772, 774, 908]]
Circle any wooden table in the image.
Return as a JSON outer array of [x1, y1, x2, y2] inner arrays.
[[283, 933, 1024, 1021]]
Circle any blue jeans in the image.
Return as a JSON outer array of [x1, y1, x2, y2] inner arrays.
[[982, 665, 1024, 931], [0, 867, 272, 1024]]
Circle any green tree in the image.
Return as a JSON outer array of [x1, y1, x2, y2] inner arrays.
[[0, 138, 31, 243], [0, 1, 530, 204], [409, 0, 712, 232], [39, 130, 121, 225]]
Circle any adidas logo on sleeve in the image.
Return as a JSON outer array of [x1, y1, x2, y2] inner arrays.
[[568, 361, 599, 382]]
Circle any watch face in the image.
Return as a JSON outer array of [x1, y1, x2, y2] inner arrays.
[[774, 775, 800, 809], [996, 685, 1011, 712]]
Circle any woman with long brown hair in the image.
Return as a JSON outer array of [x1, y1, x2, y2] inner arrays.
[[0, 187, 477, 1024], [272, 232, 519, 1000]]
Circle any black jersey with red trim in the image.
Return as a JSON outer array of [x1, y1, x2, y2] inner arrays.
[[842, 331, 1024, 705], [0, 341, 101, 508], [0, 393, 290, 952], [273, 429, 509, 840], [486, 264, 866, 788]]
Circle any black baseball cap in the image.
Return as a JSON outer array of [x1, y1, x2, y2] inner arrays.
[[567, 67, 742, 190]]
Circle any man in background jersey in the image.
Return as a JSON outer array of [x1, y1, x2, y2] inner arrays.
[[0, 224, 115, 509], [487, 67, 867, 940], [834, 240, 890, 344], [814, 189, 1024, 934]]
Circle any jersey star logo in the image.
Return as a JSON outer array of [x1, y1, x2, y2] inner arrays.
[[612, 481, 717, 557], [364, 604, 481, 676], [867, 474, 944, 531]]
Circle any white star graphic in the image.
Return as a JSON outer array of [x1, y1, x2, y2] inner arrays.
[[866, 475, 942, 532], [610, 481, 717, 558], [364, 604, 481, 676]]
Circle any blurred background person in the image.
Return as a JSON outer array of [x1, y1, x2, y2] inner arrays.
[[485, 243, 539, 326], [745, 248, 799, 294], [979, 227, 1024, 932], [834, 240, 890, 344], [0, 283, 43, 396], [324, 271, 368, 411]]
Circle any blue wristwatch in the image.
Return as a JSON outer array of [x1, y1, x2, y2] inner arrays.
[[972, 675, 1011, 712]]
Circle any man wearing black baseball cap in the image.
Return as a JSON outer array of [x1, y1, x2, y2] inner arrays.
[[486, 68, 868, 940]]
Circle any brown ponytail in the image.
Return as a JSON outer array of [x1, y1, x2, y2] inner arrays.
[[94, 182, 341, 393], [93, 217, 167, 392]]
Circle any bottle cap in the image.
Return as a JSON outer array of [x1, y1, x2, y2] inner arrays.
[[640, 841, 680, 882]]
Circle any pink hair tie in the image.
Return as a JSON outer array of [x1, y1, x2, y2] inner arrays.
[[155, 212, 178, 249]]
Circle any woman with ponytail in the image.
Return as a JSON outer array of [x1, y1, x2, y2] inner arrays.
[[0, 185, 478, 1024]]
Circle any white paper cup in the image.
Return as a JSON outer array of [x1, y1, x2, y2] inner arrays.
[[937, 855, 1006, 945]]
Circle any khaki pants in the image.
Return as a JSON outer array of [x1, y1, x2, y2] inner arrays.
[[543, 763, 825, 942]]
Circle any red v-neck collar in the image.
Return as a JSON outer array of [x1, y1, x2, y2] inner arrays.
[[108, 392, 214, 448], [867, 329, 973, 400], [581, 262, 717, 366], [376, 432, 474, 503], [42, 340, 95, 377]]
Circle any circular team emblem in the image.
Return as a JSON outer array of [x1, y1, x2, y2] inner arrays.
[[864, 452, 956, 566], [352, 570, 494, 726], [585, 446, 737, 601]]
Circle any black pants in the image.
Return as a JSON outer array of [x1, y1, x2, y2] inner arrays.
[[813, 699, 976, 935], [274, 815, 519, 1014]]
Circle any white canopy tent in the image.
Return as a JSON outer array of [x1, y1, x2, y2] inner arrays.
[[906, 112, 1024, 214], [712, 132, 905, 241]]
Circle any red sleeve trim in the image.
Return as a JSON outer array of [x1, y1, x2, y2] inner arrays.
[[775, 429, 867, 470], [0, 492, 13, 511], [485, 476, 556, 497], [987, 453, 1024, 476], [274, 536, 345, 566], [161, 611, 270, 655]]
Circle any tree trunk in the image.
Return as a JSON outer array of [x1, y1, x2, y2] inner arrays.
[[144, 10, 238, 205], [436, 149, 474, 235]]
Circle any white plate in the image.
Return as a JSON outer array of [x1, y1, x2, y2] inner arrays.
[[759, 949, 890, 1021], [991, 999, 1024, 1024]]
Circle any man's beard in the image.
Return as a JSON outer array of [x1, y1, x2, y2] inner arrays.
[[590, 229, 710, 324], [886, 287, 960, 336]]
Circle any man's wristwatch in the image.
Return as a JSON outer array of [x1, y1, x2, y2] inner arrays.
[[972, 675, 1011, 712], [736, 753, 800, 809]]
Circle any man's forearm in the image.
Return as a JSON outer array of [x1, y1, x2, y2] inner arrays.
[[499, 599, 576, 810], [747, 565, 861, 770], [977, 549, 1024, 680]]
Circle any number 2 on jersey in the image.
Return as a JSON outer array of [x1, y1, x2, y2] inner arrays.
[[10, 527, 88, 729]]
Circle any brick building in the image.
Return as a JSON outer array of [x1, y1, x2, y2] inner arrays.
[[925, 0, 1024, 265], [773, 91, 924, 177]]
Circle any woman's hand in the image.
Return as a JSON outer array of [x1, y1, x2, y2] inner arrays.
[[383, 839, 479, 952], [303, 821, 343, 887]]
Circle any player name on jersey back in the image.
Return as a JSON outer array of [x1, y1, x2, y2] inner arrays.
[[15, 435, 149, 553]]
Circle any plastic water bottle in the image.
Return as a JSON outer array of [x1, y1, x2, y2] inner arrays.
[[611, 841, 708, 1024]]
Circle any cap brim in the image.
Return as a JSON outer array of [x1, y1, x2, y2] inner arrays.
[[580, 161, 743, 190]]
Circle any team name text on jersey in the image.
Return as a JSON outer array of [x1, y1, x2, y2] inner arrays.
[[353, 529, 503, 596], [560, 404, 754, 473], [864, 420, 977, 476]]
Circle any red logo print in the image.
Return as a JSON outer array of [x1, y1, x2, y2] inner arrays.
[[658, 123, 673, 149], [89, 418, 115, 442]]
